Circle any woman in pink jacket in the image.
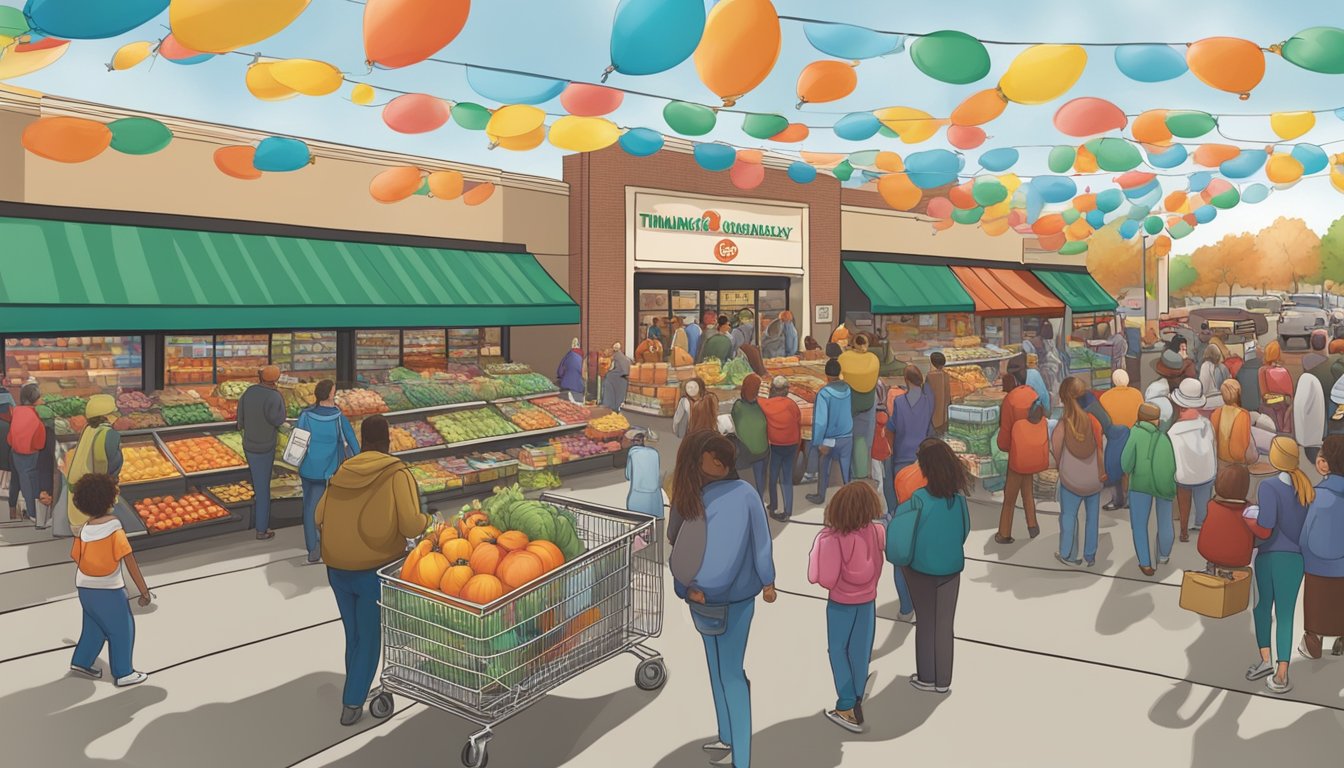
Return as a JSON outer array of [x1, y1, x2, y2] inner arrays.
[[808, 482, 886, 734]]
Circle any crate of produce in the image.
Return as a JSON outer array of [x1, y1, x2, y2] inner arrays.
[[161, 435, 247, 475], [585, 411, 630, 441], [518, 466, 563, 490], [495, 400, 560, 431], [429, 408, 522, 445], [948, 403, 1000, 424], [532, 396, 590, 425], [336, 388, 390, 417], [132, 492, 233, 534], [371, 384, 413, 412], [946, 421, 996, 456], [119, 442, 182, 484]]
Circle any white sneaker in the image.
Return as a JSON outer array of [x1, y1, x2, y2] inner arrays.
[[709, 752, 733, 766], [702, 740, 731, 752], [114, 671, 148, 687]]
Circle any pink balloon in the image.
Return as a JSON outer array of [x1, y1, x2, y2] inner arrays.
[[946, 124, 986, 150], [1114, 171, 1157, 189], [926, 197, 953, 220], [560, 83, 624, 117], [382, 94, 450, 134], [1053, 97, 1127, 138], [729, 159, 765, 190], [1203, 177, 1233, 197], [1007, 210, 1025, 227], [159, 34, 203, 61]]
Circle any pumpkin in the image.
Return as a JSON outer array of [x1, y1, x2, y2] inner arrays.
[[439, 560, 473, 597], [527, 541, 565, 573], [416, 551, 450, 590], [467, 524, 502, 549], [496, 529, 530, 552], [469, 542, 504, 576], [437, 526, 459, 549], [496, 550, 544, 590], [441, 537, 473, 563], [635, 338, 663, 363], [460, 573, 505, 604], [457, 510, 490, 536], [670, 347, 694, 367], [401, 539, 432, 582]]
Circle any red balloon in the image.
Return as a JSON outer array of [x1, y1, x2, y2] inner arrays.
[[382, 94, 451, 133], [948, 182, 976, 210], [364, 0, 471, 69], [730, 159, 765, 190], [159, 34, 205, 61], [946, 124, 986, 149], [560, 83, 624, 117], [1053, 97, 1127, 138], [1114, 171, 1157, 189], [926, 197, 953, 220]]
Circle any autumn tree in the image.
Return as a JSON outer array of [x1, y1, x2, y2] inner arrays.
[[1086, 222, 1165, 299], [1320, 215, 1344, 288], [1255, 216, 1321, 293], [1190, 233, 1256, 304]]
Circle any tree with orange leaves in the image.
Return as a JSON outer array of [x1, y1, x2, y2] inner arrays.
[[1085, 223, 1167, 300], [1254, 216, 1321, 293]]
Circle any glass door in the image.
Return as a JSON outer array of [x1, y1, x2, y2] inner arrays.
[[164, 335, 215, 386], [215, 334, 270, 382]]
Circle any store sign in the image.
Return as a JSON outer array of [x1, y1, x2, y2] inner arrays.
[[633, 192, 805, 271]]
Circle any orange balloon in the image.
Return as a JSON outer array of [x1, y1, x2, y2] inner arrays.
[[1073, 193, 1097, 212], [932, 219, 956, 232], [1032, 214, 1066, 236], [370, 166, 423, 203], [1037, 231, 1067, 251], [874, 151, 903, 172], [1187, 37, 1265, 100], [736, 149, 764, 164], [694, 0, 782, 107], [799, 151, 845, 168], [214, 145, 262, 180], [21, 117, 112, 163], [463, 181, 496, 206], [948, 182, 976, 210], [796, 60, 857, 106], [951, 88, 1007, 127], [363, 0, 471, 69], [769, 123, 809, 143], [1131, 110, 1172, 146], [427, 170, 464, 199], [878, 173, 922, 211], [1065, 218, 1092, 240], [1164, 191, 1188, 213], [1151, 235, 1172, 257], [982, 217, 1009, 236], [1073, 144, 1098, 173], [1193, 143, 1240, 167]]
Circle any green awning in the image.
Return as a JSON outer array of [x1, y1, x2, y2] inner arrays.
[[1033, 269, 1118, 314], [0, 216, 578, 333], [844, 260, 974, 314]]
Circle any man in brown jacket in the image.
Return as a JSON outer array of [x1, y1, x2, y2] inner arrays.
[[316, 415, 429, 726], [927, 351, 952, 435]]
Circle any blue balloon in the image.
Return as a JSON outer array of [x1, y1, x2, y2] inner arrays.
[[1242, 183, 1270, 204], [804, 22, 904, 60], [1292, 143, 1329, 175], [466, 67, 567, 105], [1126, 203, 1152, 221], [1146, 144, 1188, 169], [619, 127, 664, 157], [1114, 44, 1188, 82], [1033, 175, 1077, 204], [833, 112, 880, 141], [609, 0, 706, 76], [1220, 150, 1266, 179], [1134, 185, 1163, 210], [1123, 180, 1159, 201], [24, 0, 166, 40], [693, 142, 736, 172], [904, 149, 961, 189], [1086, 209, 1106, 229], [1095, 189, 1124, 213], [1188, 171, 1214, 193], [978, 147, 1019, 172], [787, 161, 818, 184], [1026, 186, 1044, 224], [253, 137, 311, 172], [1194, 205, 1218, 224], [1119, 219, 1141, 240], [165, 52, 214, 66]]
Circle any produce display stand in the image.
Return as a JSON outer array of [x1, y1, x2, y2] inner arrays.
[[377, 495, 666, 768]]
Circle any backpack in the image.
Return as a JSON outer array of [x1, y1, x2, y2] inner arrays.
[[7, 405, 46, 455]]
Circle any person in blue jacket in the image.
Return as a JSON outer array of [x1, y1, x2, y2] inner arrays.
[[807, 358, 854, 506], [667, 430, 776, 768], [624, 431, 664, 519], [296, 380, 360, 564], [556, 338, 585, 404], [1300, 434, 1344, 660]]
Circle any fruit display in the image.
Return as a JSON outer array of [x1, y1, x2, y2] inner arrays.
[[585, 412, 629, 440], [215, 431, 247, 459], [518, 468, 562, 490], [119, 444, 180, 483], [214, 380, 251, 400], [399, 420, 443, 448], [533, 396, 590, 425], [496, 400, 560, 431], [388, 366, 426, 383], [407, 458, 465, 494], [45, 394, 87, 418], [134, 493, 230, 533], [400, 381, 459, 409], [116, 391, 154, 412], [163, 435, 247, 473], [55, 415, 88, 436], [206, 480, 254, 504], [271, 472, 302, 499], [113, 411, 167, 431], [389, 427, 417, 453], [279, 381, 319, 417], [161, 402, 217, 426], [371, 384, 413, 412], [783, 375, 823, 403], [429, 408, 521, 444], [336, 388, 389, 417], [720, 356, 754, 387], [483, 362, 533, 375], [156, 387, 203, 406], [946, 365, 992, 399], [515, 434, 617, 468], [493, 373, 557, 397], [204, 472, 301, 503], [695, 360, 724, 386]]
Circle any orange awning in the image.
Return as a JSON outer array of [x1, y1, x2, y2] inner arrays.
[[950, 267, 1066, 318]]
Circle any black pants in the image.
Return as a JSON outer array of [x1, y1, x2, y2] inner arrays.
[[903, 568, 961, 689]]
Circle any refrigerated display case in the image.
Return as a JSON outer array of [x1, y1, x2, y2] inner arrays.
[[271, 331, 337, 380], [405, 329, 447, 372], [3, 335, 144, 392], [356, 330, 401, 380], [214, 334, 270, 382], [164, 335, 215, 386]]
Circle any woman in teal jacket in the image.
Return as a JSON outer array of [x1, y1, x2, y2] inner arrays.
[[296, 380, 359, 564], [886, 439, 970, 694]]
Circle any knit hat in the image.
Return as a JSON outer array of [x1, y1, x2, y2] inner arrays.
[[1269, 436, 1316, 507], [260, 365, 281, 383], [84, 394, 116, 420], [1137, 402, 1161, 422]]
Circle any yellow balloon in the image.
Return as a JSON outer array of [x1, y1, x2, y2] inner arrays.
[[998, 44, 1087, 105], [245, 61, 297, 101], [1266, 153, 1304, 184], [873, 107, 945, 144], [486, 104, 546, 140], [1269, 111, 1314, 141], [110, 41, 153, 71], [984, 200, 1011, 219], [170, 0, 312, 53], [427, 170, 464, 200], [874, 151, 904, 172], [877, 173, 923, 211], [548, 116, 620, 153], [982, 217, 1010, 236], [999, 173, 1022, 193], [494, 125, 546, 151], [350, 83, 375, 105], [269, 58, 343, 97], [0, 39, 69, 80]]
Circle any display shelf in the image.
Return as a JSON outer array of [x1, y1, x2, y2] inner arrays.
[[391, 421, 583, 458]]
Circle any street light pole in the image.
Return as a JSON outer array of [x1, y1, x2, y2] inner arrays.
[[1140, 233, 1148, 337]]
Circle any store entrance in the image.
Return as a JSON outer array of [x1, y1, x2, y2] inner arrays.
[[633, 273, 790, 348]]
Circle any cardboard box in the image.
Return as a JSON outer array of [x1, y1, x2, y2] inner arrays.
[[1179, 569, 1251, 619]]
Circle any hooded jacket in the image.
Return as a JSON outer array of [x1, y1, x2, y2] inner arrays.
[[296, 405, 361, 481], [812, 380, 854, 445], [808, 523, 886, 604], [556, 348, 585, 394], [1302, 475, 1344, 578], [1121, 421, 1178, 500], [315, 452, 429, 571], [1169, 414, 1217, 486]]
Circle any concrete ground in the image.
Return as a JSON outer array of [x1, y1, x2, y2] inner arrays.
[[3, 401, 1344, 766]]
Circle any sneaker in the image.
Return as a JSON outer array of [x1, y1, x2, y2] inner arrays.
[[1103, 502, 1121, 511], [69, 664, 102, 679], [805, 494, 825, 506], [1190, 525, 1202, 532], [993, 534, 1014, 545], [1055, 552, 1082, 567], [1158, 556, 1171, 566], [1266, 674, 1293, 694], [897, 610, 915, 623], [701, 740, 731, 752], [1334, 638, 1344, 657], [1245, 659, 1274, 681], [1085, 558, 1096, 568], [305, 550, 322, 565], [909, 675, 937, 692], [114, 671, 148, 687], [768, 509, 791, 522], [340, 705, 363, 726], [1027, 526, 1040, 539], [256, 530, 275, 541], [709, 753, 734, 766], [824, 708, 863, 733], [801, 473, 817, 483]]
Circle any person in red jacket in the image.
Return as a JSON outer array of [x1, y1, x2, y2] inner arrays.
[[759, 376, 803, 521], [1198, 464, 1271, 571], [998, 400, 1049, 544], [996, 374, 1042, 454]]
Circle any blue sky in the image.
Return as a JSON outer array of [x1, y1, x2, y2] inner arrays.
[[5, 0, 1344, 252]]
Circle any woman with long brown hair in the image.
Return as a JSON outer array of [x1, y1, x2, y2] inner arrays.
[[667, 429, 777, 768], [672, 377, 719, 439], [1052, 377, 1107, 568]]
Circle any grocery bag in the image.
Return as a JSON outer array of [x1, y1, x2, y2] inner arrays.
[[1179, 568, 1251, 619], [281, 427, 312, 467]]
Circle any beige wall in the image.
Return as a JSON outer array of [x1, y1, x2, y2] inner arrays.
[[841, 206, 1089, 268]]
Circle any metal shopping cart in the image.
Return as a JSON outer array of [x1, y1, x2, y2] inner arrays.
[[377, 494, 665, 768]]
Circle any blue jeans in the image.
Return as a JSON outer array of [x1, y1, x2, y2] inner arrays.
[[11, 451, 39, 519], [301, 477, 327, 555], [815, 435, 854, 498], [72, 587, 136, 679], [826, 600, 875, 711], [247, 450, 275, 533], [1253, 551, 1305, 663], [768, 444, 797, 516], [700, 599, 755, 767], [749, 459, 767, 499], [1059, 486, 1101, 562], [1177, 480, 1212, 535], [328, 567, 382, 707], [1128, 490, 1174, 567]]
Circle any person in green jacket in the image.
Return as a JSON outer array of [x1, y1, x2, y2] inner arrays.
[[698, 318, 735, 364], [731, 374, 770, 498], [1121, 402, 1179, 577]]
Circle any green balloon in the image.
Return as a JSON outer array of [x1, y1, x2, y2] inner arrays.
[[1059, 241, 1088, 256], [1210, 188, 1240, 209], [452, 102, 492, 131], [1048, 146, 1076, 174], [878, 125, 899, 139], [107, 117, 172, 156], [910, 30, 991, 85], [1164, 110, 1216, 139], [833, 160, 854, 181], [741, 113, 789, 140], [1062, 208, 1081, 225], [663, 101, 717, 136], [1143, 216, 1164, 235], [951, 206, 984, 225], [1085, 138, 1141, 172], [1169, 220, 1195, 239], [971, 179, 1007, 206], [413, 178, 431, 196], [848, 149, 879, 167], [0, 6, 27, 37], [1281, 27, 1344, 74]]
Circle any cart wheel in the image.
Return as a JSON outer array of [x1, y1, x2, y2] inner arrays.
[[461, 741, 489, 768], [369, 691, 394, 720], [635, 658, 668, 691]]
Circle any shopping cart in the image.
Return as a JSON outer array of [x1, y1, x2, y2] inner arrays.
[[377, 494, 665, 768]]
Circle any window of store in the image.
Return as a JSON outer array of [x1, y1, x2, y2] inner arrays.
[[354, 327, 506, 383], [2, 335, 144, 392], [633, 274, 790, 346], [163, 332, 339, 385]]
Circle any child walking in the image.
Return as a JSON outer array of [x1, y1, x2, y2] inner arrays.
[[807, 482, 886, 733]]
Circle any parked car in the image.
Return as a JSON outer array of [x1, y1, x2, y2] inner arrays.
[[1164, 307, 1268, 359], [1245, 295, 1283, 315], [1279, 293, 1333, 347]]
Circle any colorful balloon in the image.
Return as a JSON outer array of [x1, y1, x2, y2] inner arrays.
[[952, 206, 985, 225], [832, 160, 854, 181], [1113, 44, 1187, 82], [1292, 144, 1328, 175], [1266, 153, 1305, 184], [1193, 204, 1217, 224], [1085, 209, 1105, 229], [1048, 146, 1076, 174], [109, 40, 154, 71], [693, 0, 781, 107], [730, 159, 766, 190], [214, 145, 261, 180], [910, 30, 990, 84], [1164, 191, 1188, 213], [693, 142, 736, 172], [494, 125, 545, 151], [1142, 216, 1164, 235], [998, 44, 1087, 105], [1208, 185, 1240, 209], [947, 125, 986, 149], [829, 112, 878, 141], [351, 83, 376, 105], [1241, 183, 1270, 204], [608, 0, 705, 76], [951, 88, 1008, 127], [741, 112, 789, 140], [0, 6, 27, 37], [270, 58, 343, 96], [1085, 138, 1142, 172], [245, 61, 296, 100], [804, 22, 903, 60], [1277, 27, 1344, 74], [1073, 144, 1098, 173], [1059, 241, 1089, 256], [21, 116, 111, 163], [926, 197, 953, 220], [1270, 111, 1315, 140], [158, 34, 213, 64], [1187, 37, 1264, 100], [847, 150, 879, 168], [904, 149, 962, 189], [24, 0, 166, 40], [874, 106, 943, 144], [1188, 171, 1214, 193], [1168, 220, 1195, 239], [549, 115, 620, 152], [383, 94, 451, 134], [874, 151, 904, 172], [1053, 97, 1126, 137], [796, 60, 857, 106], [1032, 214, 1066, 236], [982, 217, 1010, 237], [463, 181, 496, 206], [1193, 144, 1240, 167], [979, 148, 1018, 172], [412, 178, 430, 196], [663, 101, 716, 135], [0, 37, 69, 80], [1220, 149, 1266, 179], [1033, 175, 1077, 203], [769, 123, 809, 143], [972, 178, 1008, 206], [427, 170, 464, 199], [619, 126, 664, 156], [1146, 144, 1187, 169], [1131, 109, 1172, 145], [787, 161, 817, 184], [1065, 218, 1092, 240], [1061, 208, 1082, 226], [108, 117, 171, 155], [170, 0, 310, 53], [370, 166, 423, 204], [486, 104, 545, 140], [451, 102, 491, 131], [466, 67, 566, 105], [1115, 170, 1156, 189], [1165, 110, 1216, 138], [560, 83, 623, 116], [253, 137, 311, 171], [948, 181, 976, 210], [364, 0, 469, 69]]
